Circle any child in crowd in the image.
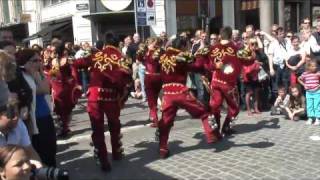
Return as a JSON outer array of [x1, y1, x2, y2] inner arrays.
[[270, 86, 290, 115], [298, 60, 320, 125], [130, 79, 143, 99], [284, 85, 306, 121]]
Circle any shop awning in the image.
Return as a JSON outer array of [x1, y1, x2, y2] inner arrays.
[[23, 21, 70, 42]]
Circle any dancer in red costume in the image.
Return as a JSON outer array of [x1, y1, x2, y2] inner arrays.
[[158, 36, 221, 158], [72, 34, 131, 172], [48, 39, 79, 137], [136, 37, 162, 127], [202, 27, 256, 136]]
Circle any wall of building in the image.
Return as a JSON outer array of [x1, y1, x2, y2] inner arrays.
[[41, 0, 92, 45]]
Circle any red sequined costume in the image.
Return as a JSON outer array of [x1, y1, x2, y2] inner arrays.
[[158, 47, 220, 158], [137, 48, 162, 127], [72, 45, 131, 171], [205, 42, 254, 135], [49, 57, 77, 135]]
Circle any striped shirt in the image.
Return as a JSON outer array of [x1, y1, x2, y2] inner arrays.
[[300, 72, 320, 91]]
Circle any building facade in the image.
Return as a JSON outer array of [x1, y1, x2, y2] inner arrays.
[[1, 0, 320, 46]]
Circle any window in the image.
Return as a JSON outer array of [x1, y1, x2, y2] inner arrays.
[[2, 0, 10, 23]]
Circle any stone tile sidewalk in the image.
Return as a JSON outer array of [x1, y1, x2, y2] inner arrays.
[[57, 111, 320, 180]]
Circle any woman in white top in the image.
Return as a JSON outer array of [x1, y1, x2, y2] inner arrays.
[[285, 35, 306, 86]]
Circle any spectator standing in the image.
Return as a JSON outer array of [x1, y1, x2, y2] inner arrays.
[[0, 30, 14, 43], [242, 38, 262, 115], [298, 60, 320, 125], [121, 35, 132, 56], [128, 33, 141, 80], [285, 36, 306, 86], [210, 33, 219, 46], [0, 41, 16, 56], [31, 52, 57, 167], [268, 27, 291, 102]]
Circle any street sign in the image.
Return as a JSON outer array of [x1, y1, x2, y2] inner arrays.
[[76, 3, 89, 11], [136, 0, 147, 26]]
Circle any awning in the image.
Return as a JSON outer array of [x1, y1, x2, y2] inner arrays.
[[23, 21, 70, 42]]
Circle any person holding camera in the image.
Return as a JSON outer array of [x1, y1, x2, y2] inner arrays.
[[0, 145, 68, 180], [0, 145, 32, 180]]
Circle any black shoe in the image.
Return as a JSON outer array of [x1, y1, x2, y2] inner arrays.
[[222, 125, 236, 136], [100, 159, 111, 172]]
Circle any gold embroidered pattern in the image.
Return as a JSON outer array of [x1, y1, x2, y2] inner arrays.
[[92, 51, 121, 72], [210, 47, 235, 62], [49, 58, 60, 76], [159, 54, 177, 74]]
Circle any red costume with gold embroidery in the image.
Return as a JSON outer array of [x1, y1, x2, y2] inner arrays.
[[72, 45, 131, 171], [205, 42, 254, 135], [49, 57, 77, 135], [158, 47, 220, 158], [137, 48, 162, 127]]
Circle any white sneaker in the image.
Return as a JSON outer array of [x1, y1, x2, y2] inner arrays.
[[306, 119, 313, 125], [314, 119, 320, 126]]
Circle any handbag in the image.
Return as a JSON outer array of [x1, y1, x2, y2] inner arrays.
[[258, 67, 269, 82]]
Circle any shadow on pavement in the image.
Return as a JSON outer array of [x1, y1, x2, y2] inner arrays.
[[233, 118, 280, 135], [57, 142, 79, 153], [58, 142, 176, 180]]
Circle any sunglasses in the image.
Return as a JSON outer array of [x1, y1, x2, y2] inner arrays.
[[287, 35, 292, 38]]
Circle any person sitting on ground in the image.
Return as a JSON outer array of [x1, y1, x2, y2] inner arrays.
[[298, 60, 320, 125], [284, 85, 306, 121], [130, 79, 143, 99], [0, 145, 32, 180], [270, 86, 290, 115]]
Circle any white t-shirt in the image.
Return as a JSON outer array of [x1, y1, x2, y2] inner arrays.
[[268, 39, 291, 69], [0, 119, 31, 147], [302, 35, 320, 55]]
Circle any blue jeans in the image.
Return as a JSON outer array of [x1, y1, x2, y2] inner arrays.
[[306, 90, 320, 118], [138, 64, 146, 100], [271, 65, 289, 97], [80, 70, 88, 94]]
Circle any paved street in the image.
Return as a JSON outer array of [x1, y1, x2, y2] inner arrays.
[[57, 98, 320, 180]]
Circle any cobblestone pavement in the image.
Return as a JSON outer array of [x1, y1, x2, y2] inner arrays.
[[57, 99, 320, 180]]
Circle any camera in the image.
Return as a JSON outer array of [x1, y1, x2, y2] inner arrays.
[[31, 167, 69, 180]]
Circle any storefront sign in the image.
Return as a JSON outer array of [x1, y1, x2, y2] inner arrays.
[[136, 0, 156, 26], [101, 0, 132, 11], [76, 3, 89, 11], [136, 0, 147, 26], [146, 0, 155, 25]]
